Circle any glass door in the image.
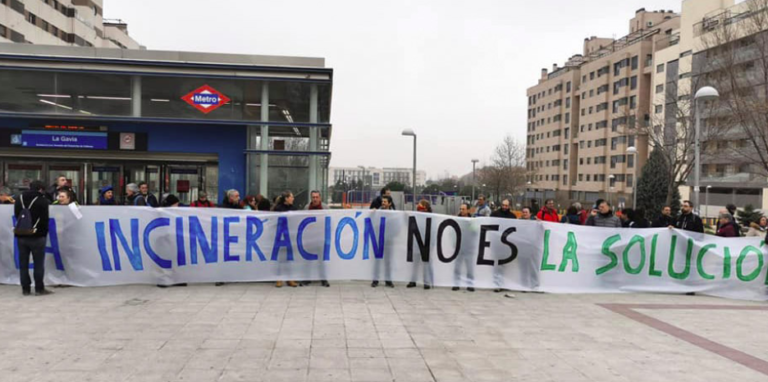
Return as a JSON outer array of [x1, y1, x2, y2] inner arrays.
[[167, 166, 201, 205], [48, 164, 83, 203], [91, 164, 123, 205], [5, 163, 43, 197]]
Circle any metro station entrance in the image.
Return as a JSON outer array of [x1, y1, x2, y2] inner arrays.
[[0, 150, 217, 206]]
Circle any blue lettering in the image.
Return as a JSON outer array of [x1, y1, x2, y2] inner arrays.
[[335, 217, 359, 260], [95, 222, 113, 271], [110, 219, 143, 271], [223, 217, 240, 262], [245, 217, 266, 262], [189, 216, 218, 264], [176, 217, 186, 266], [12, 217, 64, 271], [143, 218, 173, 269], [323, 216, 332, 261], [363, 217, 386, 260], [297, 217, 319, 261], [271, 217, 294, 261]]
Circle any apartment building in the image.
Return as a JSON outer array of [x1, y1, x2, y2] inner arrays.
[[526, 9, 679, 207], [0, 0, 142, 49], [653, 0, 768, 214], [329, 167, 427, 189]]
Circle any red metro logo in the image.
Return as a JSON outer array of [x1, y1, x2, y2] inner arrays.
[[181, 85, 231, 114]]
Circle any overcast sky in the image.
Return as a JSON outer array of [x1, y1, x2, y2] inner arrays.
[[106, 0, 682, 180]]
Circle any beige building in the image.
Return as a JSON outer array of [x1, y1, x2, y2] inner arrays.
[[526, 9, 679, 208], [0, 0, 142, 49], [652, 0, 768, 214]]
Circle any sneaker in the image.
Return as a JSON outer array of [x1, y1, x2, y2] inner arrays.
[[385, 281, 395, 288], [467, 287, 475, 292], [275, 281, 283, 288], [22, 290, 31, 296], [407, 282, 417, 288], [215, 282, 226, 287], [287, 281, 298, 288], [424, 285, 432, 290], [35, 289, 53, 296], [300, 281, 312, 286], [321, 280, 330, 287], [452, 287, 460, 291], [371, 281, 379, 288]]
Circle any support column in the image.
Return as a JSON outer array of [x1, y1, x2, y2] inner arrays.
[[131, 76, 141, 117], [260, 84, 270, 196], [308, 84, 319, 203]]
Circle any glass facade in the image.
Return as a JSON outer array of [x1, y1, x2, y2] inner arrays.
[[0, 68, 332, 124]]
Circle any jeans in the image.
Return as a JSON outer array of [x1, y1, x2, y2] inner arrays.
[[17, 236, 46, 292]]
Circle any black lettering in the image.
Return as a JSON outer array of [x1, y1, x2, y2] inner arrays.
[[407, 216, 431, 263], [437, 219, 461, 263], [498, 227, 518, 265], [477, 225, 499, 266]]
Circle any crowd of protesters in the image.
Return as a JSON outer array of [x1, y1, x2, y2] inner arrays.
[[6, 177, 768, 296]]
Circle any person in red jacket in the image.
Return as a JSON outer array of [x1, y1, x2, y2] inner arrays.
[[190, 191, 216, 207], [536, 199, 560, 222]]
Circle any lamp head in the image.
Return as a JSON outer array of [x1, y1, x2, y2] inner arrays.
[[695, 86, 719, 101], [401, 128, 416, 137], [626, 146, 638, 154]]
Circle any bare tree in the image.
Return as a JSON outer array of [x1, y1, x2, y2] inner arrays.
[[479, 135, 527, 204], [697, 0, 768, 180]]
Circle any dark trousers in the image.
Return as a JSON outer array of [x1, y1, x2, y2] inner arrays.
[[17, 236, 46, 292]]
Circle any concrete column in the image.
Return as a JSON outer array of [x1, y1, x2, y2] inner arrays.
[[131, 76, 141, 117], [259, 84, 270, 196], [308, 84, 319, 202]]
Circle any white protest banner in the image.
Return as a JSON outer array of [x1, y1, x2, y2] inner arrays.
[[1, 206, 766, 301]]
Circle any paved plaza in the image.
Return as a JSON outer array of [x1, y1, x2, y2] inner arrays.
[[0, 282, 767, 382]]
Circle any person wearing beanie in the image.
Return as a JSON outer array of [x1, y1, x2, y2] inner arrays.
[[97, 185, 118, 205], [161, 194, 181, 207]]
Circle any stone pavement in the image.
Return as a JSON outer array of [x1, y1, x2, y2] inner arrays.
[[0, 282, 767, 382]]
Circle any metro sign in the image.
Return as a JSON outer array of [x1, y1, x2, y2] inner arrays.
[[181, 85, 231, 114]]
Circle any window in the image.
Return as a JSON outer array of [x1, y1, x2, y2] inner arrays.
[[597, 85, 609, 94], [566, 81, 572, 93], [565, 113, 570, 124], [680, 50, 692, 58], [579, 174, 584, 182], [582, 75, 587, 82], [587, 158, 592, 165], [628, 154, 635, 168], [581, 109, 585, 116], [26, 12, 37, 25], [655, 104, 663, 114], [590, 72, 595, 80], [679, 72, 691, 79], [564, 144, 569, 154], [627, 174, 633, 187], [630, 76, 637, 90], [588, 123, 593, 131], [596, 121, 608, 129], [566, 98, 571, 108], [631, 56, 639, 70], [596, 102, 608, 112], [589, 89, 594, 97], [587, 174, 591, 182], [589, 106, 593, 114], [656, 84, 664, 94], [595, 139, 607, 147], [563, 175, 568, 186], [657, 63, 665, 73], [0, 24, 6, 38], [630, 96, 637, 109]]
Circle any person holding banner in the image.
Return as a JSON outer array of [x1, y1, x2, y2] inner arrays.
[[473, 195, 491, 217], [96, 186, 118, 206], [652, 206, 675, 228], [673, 201, 704, 233], [302, 190, 330, 287], [135, 182, 159, 207], [125, 183, 139, 206], [453, 203, 476, 292], [408, 199, 435, 289], [491, 200, 517, 219], [585, 200, 621, 227], [716, 213, 739, 238], [370, 187, 395, 210], [190, 191, 216, 208], [372, 195, 395, 288], [221, 189, 242, 209], [747, 216, 768, 237], [273, 191, 299, 288]]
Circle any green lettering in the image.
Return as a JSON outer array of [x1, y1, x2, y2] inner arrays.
[[558, 231, 579, 273], [622, 235, 646, 275], [696, 244, 716, 281], [737, 246, 763, 282], [667, 237, 692, 280], [648, 234, 662, 277], [540, 230, 556, 271], [596, 234, 621, 275], [724, 247, 732, 279]]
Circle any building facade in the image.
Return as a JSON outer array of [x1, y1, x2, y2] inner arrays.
[[0, 0, 142, 49], [652, 0, 768, 214], [329, 166, 427, 189], [526, 9, 679, 208], [0, 44, 333, 207]]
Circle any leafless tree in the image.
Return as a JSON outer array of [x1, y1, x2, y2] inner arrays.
[[478, 135, 527, 204]]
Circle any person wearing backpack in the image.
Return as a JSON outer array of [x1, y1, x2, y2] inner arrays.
[[134, 182, 159, 207], [14, 180, 52, 296]]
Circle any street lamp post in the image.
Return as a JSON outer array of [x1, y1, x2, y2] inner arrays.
[[694, 86, 720, 214], [608, 174, 615, 207], [358, 165, 366, 202], [471, 159, 479, 203], [402, 128, 417, 211], [706, 185, 712, 222], [627, 146, 638, 208]]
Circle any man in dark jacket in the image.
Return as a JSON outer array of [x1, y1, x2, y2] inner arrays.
[[221, 189, 242, 209], [491, 199, 517, 219], [652, 206, 675, 228], [135, 182, 159, 207], [674, 200, 704, 233], [725, 204, 743, 236], [370, 187, 396, 210], [14, 180, 52, 296], [45, 175, 68, 203]]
